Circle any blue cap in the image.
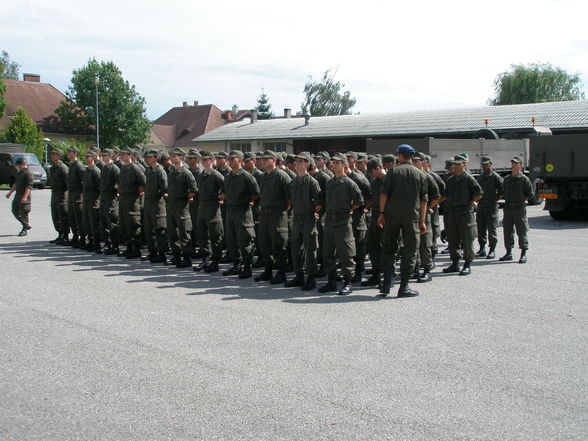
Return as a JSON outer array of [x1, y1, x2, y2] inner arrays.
[[396, 144, 415, 154]]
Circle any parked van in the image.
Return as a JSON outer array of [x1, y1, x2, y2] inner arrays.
[[0, 144, 47, 188]]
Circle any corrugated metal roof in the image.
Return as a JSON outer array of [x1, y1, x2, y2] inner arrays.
[[194, 100, 588, 142]]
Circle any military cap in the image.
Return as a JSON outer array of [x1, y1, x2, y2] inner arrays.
[[357, 152, 368, 162], [215, 151, 228, 159], [367, 158, 383, 170], [445, 157, 455, 169], [159, 150, 170, 160], [413, 152, 426, 161], [259, 150, 277, 159], [49, 148, 63, 157], [276, 152, 286, 162], [511, 156, 523, 163], [243, 152, 256, 161], [285, 154, 296, 164], [90, 146, 101, 153], [295, 151, 312, 162], [84, 150, 97, 158], [424, 154, 432, 163], [111, 146, 120, 154], [453, 155, 466, 164], [396, 144, 415, 154], [101, 148, 114, 156], [344, 151, 358, 160], [132, 148, 142, 156], [481, 155, 492, 164], [144, 149, 160, 157], [170, 147, 186, 156], [331, 153, 348, 163], [15, 157, 26, 165], [228, 150, 244, 159], [459, 152, 469, 159], [187, 149, 202, 159], [200, 150, 215, 159], [382, 154, 396, 164], [367, 154, 376, 161], [119, 147, 133, 155], [67, 146, 80, 154], [314, 151, 330, 160]]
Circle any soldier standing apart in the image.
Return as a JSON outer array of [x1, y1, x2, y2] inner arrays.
[[65, 147, 85, 248], [254, 150, 292, 284], [98, 149, 120, 255], [378, 145, 427, 297], [500, 156, 534, 264], [166, 148, 198, 268], [48, 148, 70, 244], [475, 156, 504, 260], [81, 151, 101, 252], [319, 153, 363, 296], [221, 150, 259, 279], [285, 152, 323, 290], [6, 157, 34, 236], [142, 149, 168, 263], [362, 158, 386, 287], [194, 151, 225, 273], [118, 147, 146, 259], [440, 155, 483, 276]]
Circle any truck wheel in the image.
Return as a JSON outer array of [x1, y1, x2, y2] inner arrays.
[[549, 210, 571, 221]]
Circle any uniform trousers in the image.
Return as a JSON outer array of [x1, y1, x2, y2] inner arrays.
[[82, 195, 100, 239], [291, 213, 319, 275], [67, 190, 84, 236], [167, 199, 192, 254], [322, 213, 356, 279], [367, 213, 383, 271], [503, 206, 529, 250], [195, 203, 224, 261], [12, 199, 31, 228], [258, 210, 289, 269], [50, 190, 69, 236], [447, 209, 477, 263], [381, 213, 420, 281], [99, 197, 119, 245], [144, 198, 166, 252], [119, 193, 142, 244], [476, 203, 499, 249], [225, 206, 255, 264]]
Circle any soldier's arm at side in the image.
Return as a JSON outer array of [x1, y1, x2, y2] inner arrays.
[[377, 193, 388, 228]]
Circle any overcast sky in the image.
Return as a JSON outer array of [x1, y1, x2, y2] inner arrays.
[[3, 0, 587, 120]]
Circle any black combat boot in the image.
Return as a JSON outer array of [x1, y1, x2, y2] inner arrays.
[[85, 237, 97, 252], [459, 261, 471, 276], [222, 262, 241, 276], [176, 252, 192, 268], [150, 251, 167, 264], [301, 275, 316, 291], [165, 250, 182, 266], [486, 247, 496, 259], [254, 265, 273, 282], [318, 275, 338, 293], [270, 269, 287, 285], [69, 235, 80, 247], [238, 263, 252, 279], [94, 238, 103, 254], [351, 263, 364, 283], [204, 259, 220, 273], [519, 249, 527, 264], [417, 266, 432, 283], [285, 272, 305, 287], [315, 265, 327, 278], [412, 263, 421, 280], [50, 234, 62, 244], [361, 270, 381, 287], [442, 260, 460, 273], [59, 234, 70, 246], [126, 241, 142, 259], [378, 272, 393, 297], [252, 255, 265, 268], [475, 247, 487, 258], [499, 249, 513, 261], [104, 241, 118, 255], [142, 249, 157, 262], [220, 252, 232, 264], [77, 236, 87, 249], [431, 248, 437, 269], [398, 279, 419, 297], [338, 277, 352, 295]]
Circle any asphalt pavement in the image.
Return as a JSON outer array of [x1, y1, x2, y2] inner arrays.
[[1, 189, 587, 440]]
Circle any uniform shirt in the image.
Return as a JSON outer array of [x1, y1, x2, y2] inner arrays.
[[290, 174, 322, 216], [246, 167, 263, 184], [283, 167, 297, 180], [197, 168, 224, 206], [324, 175, 363, 226], [477, 170, 504, 205], [118, 163, 146, 195], [15, 167, 34, 202], [114, 159, 124, 170], [135, 160, 147, 174], [369, 176, 385, 217], [223, 168, 259, 209], [82, 164, 101, 200], [168, 166, 197, 201], [144, 164, 168, 201], [49, 162, 69, 192], [259, 167, 291, 211], [348, 169, 372, 230], [381, 161, 427, 217], [216, 164, 231, 178], [99, 162, 120, 200], [429, 171, 446, 198], [321, 168, 335, 179], [425, 172, 441, 204], [95, 159, 105, 170], [445, 172, 483, 214], [503, 174, 534, 208], [67, 160, 85, 192]]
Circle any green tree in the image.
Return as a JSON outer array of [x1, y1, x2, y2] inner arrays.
[[301, 69, 356, 116], [1, 50, 20, 79], [56, 58, 151, 147], [0, 76, 6, 117], [1, 106, 45, 158], [490, 62, 585, 105], [255, 89, 274, 119]]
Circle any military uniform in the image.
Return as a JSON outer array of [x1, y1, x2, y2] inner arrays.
[[81, 160, 101, 250], [416, 169, 441, 279], [311, 162, 332, 270], [347, 167, 371, 281], [48, 156, 69, 242], [118, 158, 146, 257], [11, 165, 34, 234], [143, 157, 168, 262], [428, 169, 445, 257], [502, 165, 534, 260], [66, 157, 85, 247], [98, 159, 120, 254], [366, 166, 384, 280], [476, 159, 504, 257], [188, 158, 203, 256]]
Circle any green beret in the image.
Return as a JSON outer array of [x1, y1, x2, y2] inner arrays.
[[159, 150, 170, 160], [259, 150, 277, 159]]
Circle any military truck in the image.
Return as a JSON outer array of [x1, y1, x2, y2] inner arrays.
[[529, 134, 588, 219], [0, 143, 48, 188]]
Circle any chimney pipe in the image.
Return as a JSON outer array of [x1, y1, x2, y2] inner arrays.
[[182, 101, 188, 107], [232, 105, 238, 115], [23, 73, 40, 82], [284, 108, 291, 118], [250, 110, 258, 124]]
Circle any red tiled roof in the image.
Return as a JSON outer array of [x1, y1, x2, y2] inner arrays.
[[0, 79, 67, 132]]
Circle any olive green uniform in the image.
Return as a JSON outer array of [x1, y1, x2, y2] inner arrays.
[[196, 168, 225, 262], [503, 174, 534, 251], [367, 175, 384, 272], [290, 174, 322, 276], [258, 168, 291, 271], [445, 173, 483, 263], [167, 166, 197, 255], [476, 170, 503, 250], [12, 167, 34, 228], [223, 169, 259, 265], [49, 161, 69, 237], [348, 170, 371, 274], [118, 163, 146, 246], [313, 169, 332, 264], [417, 173, 441, 268], [323, 175, 363, 279], [98, 162, 120, 247], [67, 160, 85, 238], [189, 165, 203, 251], [82, 164, 101, 241], [144, 164, 168, 254], [381, 162, 428, 280], [428, 171, 445, 253]]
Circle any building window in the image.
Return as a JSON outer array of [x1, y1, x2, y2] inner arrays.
[[263, 142, 287, 152], [230, 142, 251, 152]]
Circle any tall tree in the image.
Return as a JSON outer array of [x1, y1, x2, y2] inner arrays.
[[56, 58, 151, 147], [255, 89, 274, 119], [301, 69, 356, 116], [1, 106, 45, 158], [1, 50, 20, 79], [0, 76, 6, 117], [490, 62, 585, 105]]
